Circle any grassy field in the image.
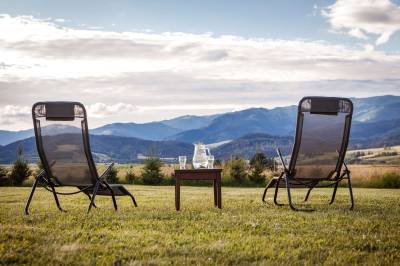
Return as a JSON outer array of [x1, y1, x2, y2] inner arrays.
[[0, 186, 399, 265]]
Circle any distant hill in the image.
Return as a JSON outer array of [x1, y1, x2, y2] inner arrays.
[[0, 114, 217, 145], [167, 106, 298, 143], [0, 95, 399, 157], [210, 131, 400, 161], [352, 95, 400, 122], [0, 128, 33, 146], [0, 124, 81, 146], [91, 122, 181, 141], [350, 127, 400, 150], [351, 119, 400, 139], [160, 114, 219, 131], [1, 128, 399, 164], [0, 135, 193, 164], [212, 133, 293, 160], [168, 95, 400, 144]]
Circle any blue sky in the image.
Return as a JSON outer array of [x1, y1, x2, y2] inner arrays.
[[0, 0, 399, 129]]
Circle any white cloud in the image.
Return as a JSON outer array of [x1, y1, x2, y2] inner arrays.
[[348, 28, 368, 40], [54, 18, 67, 23], [0, 105, 31, 128], [0, 105, 30, 117], [0, 14, 399, 82], [0, 14, 399, 130], [323, 0, 400, 45], [87, 103, 138, 117]]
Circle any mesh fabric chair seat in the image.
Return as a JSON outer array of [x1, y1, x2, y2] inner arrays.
[[79, 184, 134, 196], [25, 102, 137, 214], [262, 97, 355, 211]]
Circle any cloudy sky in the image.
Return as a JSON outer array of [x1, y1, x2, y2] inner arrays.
[[0, 0, 400, 130]]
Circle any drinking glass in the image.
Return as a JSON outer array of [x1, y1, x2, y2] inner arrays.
[[178, 156, 187, 170], [207, 155, 215, 169]]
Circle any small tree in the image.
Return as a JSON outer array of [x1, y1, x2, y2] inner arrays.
[[105, 164, 119, 183], [125, 165, 136, 184], [8, 146, 31, 186], [226, 156, 247, 183], [249, 152, 271, 184], [141, 157, 164, 185], [0, 165, 9, 186]]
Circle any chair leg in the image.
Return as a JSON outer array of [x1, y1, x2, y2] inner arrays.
[[130, 194, 138, 207], [304, 187, 313, 202], [262, 178, 275, 202], [284, 176, 298, 211], [273, 177, 284, 206], [103, 182, 118, 211], [111, 193, 117, 211], [25, 177, 40, 215], [347, 173, 355, 210], [85, 193, 97, 208], [304, 181, 318, 202], [123, 190, 138, 207], [285, 177, 314, 212], [125, 190, 137, 207], [329, 182, 339, 205], [88, 181, 100, 213], [49, 184, 64, 212]]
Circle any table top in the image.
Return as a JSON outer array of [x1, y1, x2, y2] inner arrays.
[[175, 168, 222, 173]]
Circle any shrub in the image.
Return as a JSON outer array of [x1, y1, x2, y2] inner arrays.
[[0, 166, 9, 186], [105, 164, 119, 184], [359, 172, 400, 188], [164, 172, 176, 185], [380, 172, 400, 188], [8, 146, 32, 186], [125, 166, 136, 184], [225, 156, 247, 183], [248, 152, 275, 184], [355, 151, 365, 157], [141, 157, 164, 185], [380, 152, 398, 157], [214, 159, 222, 167]]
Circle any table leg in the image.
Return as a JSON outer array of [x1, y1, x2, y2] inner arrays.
[[213, 179, 217, 206], [217, 176, 222, 209], [175, 177, 181, 211]]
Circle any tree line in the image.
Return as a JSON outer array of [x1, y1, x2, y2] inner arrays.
[[0, 146, 276, 186]]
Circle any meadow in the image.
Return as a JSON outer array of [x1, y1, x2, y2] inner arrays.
[[0, 186, 399, 265]]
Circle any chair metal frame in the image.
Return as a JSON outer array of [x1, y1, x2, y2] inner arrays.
[[25, 102, 137, 214], [262, 97, 355, 211]]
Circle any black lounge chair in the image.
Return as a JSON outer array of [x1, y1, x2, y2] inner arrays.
[[25, 101, 137, 214], [262, 97, 355, 211]]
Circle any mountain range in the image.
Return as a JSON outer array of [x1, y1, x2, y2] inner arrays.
[[0, 95, 399, 163]]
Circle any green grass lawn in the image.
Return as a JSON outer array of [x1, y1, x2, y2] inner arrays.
[[1, 186, 399, 265]]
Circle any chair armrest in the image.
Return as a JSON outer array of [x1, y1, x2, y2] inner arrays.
[[336, 150, 350, 174], [36, 169, 46, 179], [276, 148, 289, 173], [342, 160, 350, 174], [98, 163, 115, 180], [36, 160, 56, 181]]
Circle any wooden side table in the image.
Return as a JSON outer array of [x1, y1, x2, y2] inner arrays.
[[174, 169, 222, 211]]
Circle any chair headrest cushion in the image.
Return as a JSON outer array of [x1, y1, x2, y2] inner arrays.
[[310, 97, 339, 115], [45, 102, 75, 121]]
